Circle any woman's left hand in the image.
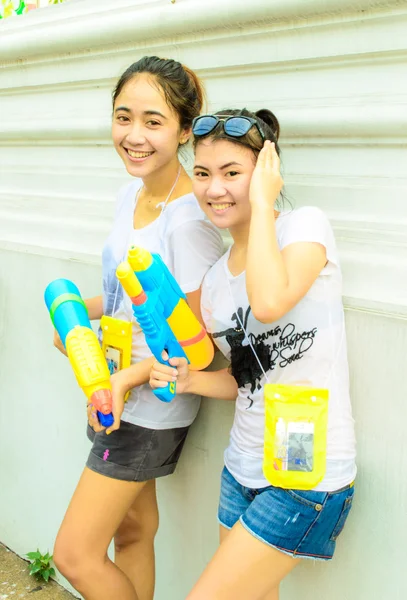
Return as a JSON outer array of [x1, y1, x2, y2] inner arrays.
[[87, 369, 129, 434], [105, 369, 130, 435], [249, 141, 284, 208]]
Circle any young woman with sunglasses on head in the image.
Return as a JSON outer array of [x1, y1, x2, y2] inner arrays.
[[150, 109, 356, 599], [52, 57, 223, 600]]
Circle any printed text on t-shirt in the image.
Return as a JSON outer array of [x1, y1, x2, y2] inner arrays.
[[248, 323, 318, 370]]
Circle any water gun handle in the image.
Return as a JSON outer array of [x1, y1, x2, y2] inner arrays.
[[154, 359, 177, 403]]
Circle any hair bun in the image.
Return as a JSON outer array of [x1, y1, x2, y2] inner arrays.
[[255, 109, 280, 141]]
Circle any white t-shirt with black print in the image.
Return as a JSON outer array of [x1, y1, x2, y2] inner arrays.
[[201, 207, 357, 492], [102, 179, 224, 430]]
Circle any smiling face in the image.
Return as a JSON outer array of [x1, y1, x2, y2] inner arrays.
[[193, 138, 256, 232], [111, 73, 189, 178]]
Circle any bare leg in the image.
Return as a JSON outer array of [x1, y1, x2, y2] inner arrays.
[[219, 525, 279, 600], [54, 468, 149, 600], [219, 524, 231, 544], [187, 522, 299, 600], [114, 479, 158, 600]]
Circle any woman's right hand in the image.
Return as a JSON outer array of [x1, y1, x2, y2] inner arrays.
[[53, 329, 67, 356], [150, 357, 190, 395]]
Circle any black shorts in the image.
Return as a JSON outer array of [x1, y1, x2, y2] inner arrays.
[[86, 421, 189, 482]]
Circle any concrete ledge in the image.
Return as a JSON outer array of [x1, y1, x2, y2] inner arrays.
[[0, 0, 404, 60]]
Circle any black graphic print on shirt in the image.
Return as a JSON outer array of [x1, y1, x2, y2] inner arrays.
[[213, 307, 269, 408], [213, 306, 318, 409]]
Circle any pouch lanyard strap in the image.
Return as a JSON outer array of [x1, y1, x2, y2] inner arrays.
[[110, 165, 182, 317], [226, 270, 270, 385]]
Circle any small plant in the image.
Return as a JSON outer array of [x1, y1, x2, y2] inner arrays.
[[26, 549, 56, 582]]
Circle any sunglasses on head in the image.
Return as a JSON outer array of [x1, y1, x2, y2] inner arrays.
[[192, 114, 265, 141]]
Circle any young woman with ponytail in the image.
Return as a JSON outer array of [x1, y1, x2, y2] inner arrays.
[[52, 57, 223, 600], [151, 108, 356, 599]]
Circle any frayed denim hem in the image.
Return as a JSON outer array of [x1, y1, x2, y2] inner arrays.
[[239, 517, 332, 561]]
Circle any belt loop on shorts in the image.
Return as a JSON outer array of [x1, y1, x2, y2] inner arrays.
[[332, 481, 355, 494]]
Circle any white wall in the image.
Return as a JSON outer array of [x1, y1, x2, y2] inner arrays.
[[0, 1, 406, 598]]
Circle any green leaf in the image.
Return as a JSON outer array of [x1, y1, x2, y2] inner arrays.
[[42, 569, 50, 582], [43, 552, 50, 562], [26, 551, 41, 560], [29, 564, 42, 574], [49, 567, 56, 577]]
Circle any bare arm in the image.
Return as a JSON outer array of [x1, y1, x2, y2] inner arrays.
[[247, 142, 327, 323], [85, 295, 104, 320], [185, 367, 238, 400], [150, 358, 238, 402], [186, 288, 205, 326]]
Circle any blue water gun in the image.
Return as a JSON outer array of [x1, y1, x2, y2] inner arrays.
[[116, 246, 214, 403]]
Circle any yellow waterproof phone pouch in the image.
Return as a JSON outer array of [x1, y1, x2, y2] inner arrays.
[[263, 384, 329, 490], [101, 315, 132, 401]]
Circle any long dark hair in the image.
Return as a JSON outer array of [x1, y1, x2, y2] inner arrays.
[[112, 56, 205, 132]]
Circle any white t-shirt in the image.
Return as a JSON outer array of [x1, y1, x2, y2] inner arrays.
[[102, 179, 224, 429], [201, 207, 357, 492]]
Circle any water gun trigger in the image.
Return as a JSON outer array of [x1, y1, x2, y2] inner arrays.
[[159, 341, 188, 367]]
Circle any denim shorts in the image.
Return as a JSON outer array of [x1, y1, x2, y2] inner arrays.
[[86, 421, 189, 482], [218, 466, 355, 560]]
